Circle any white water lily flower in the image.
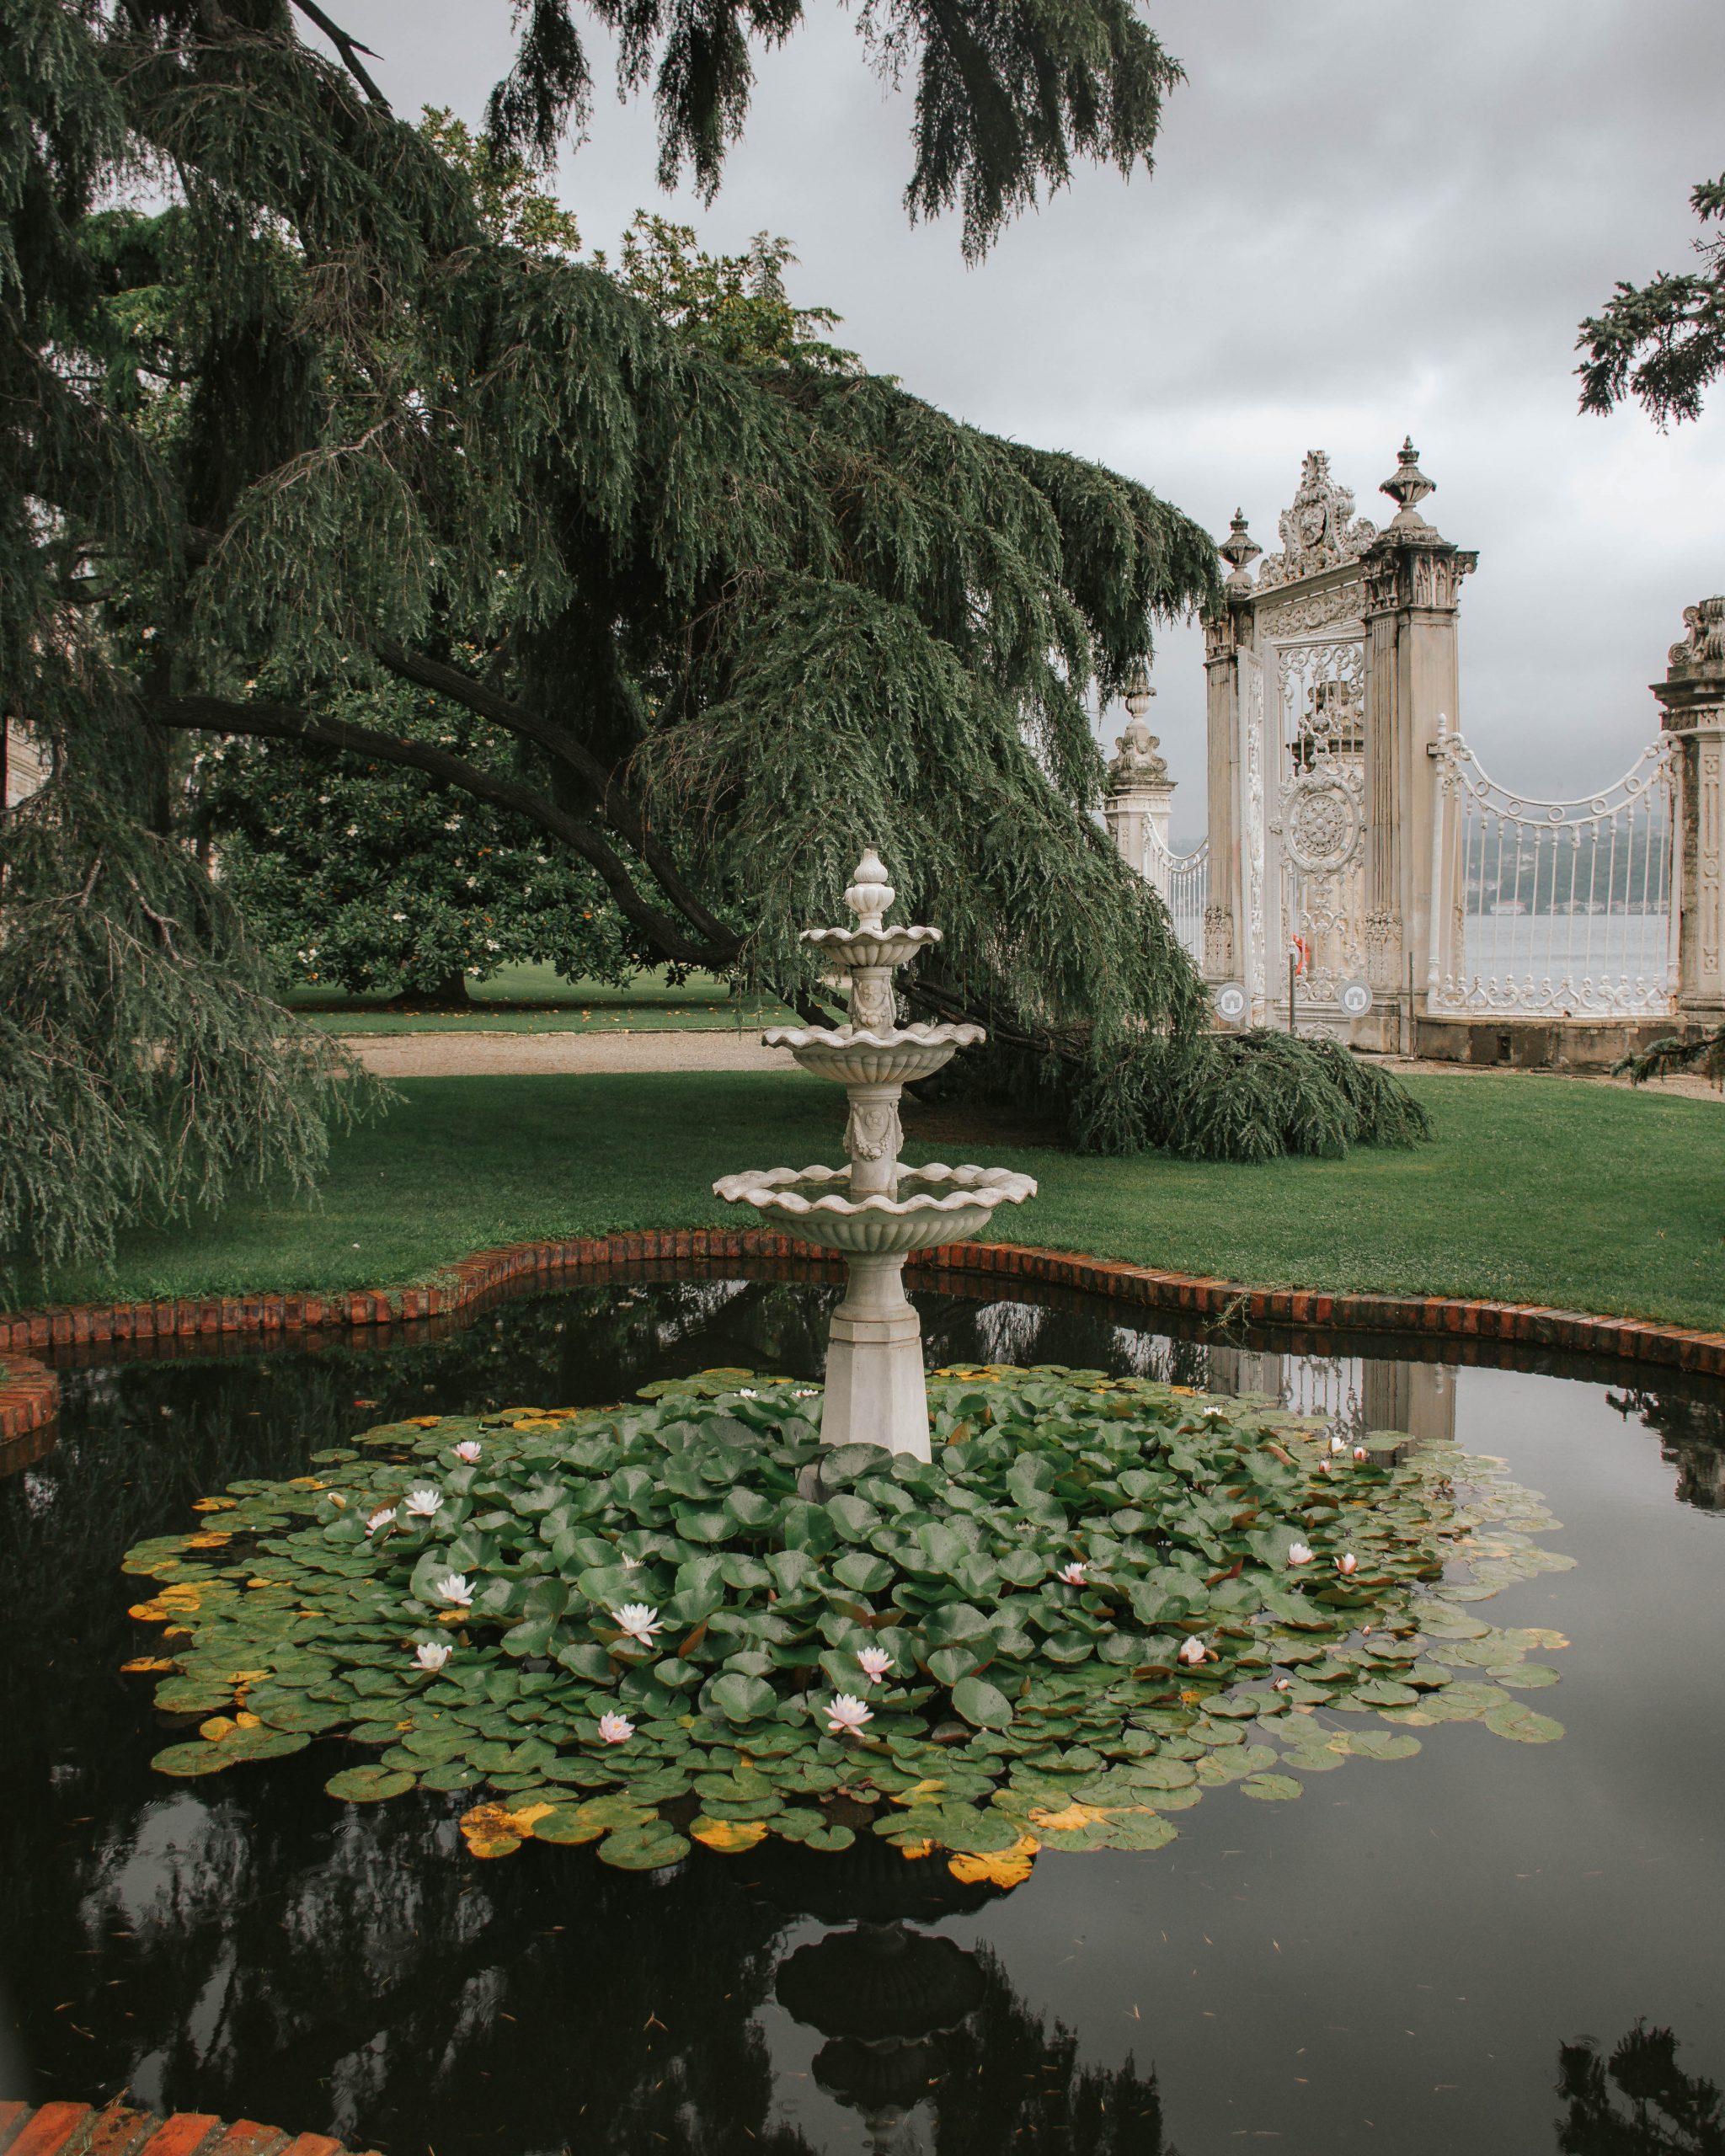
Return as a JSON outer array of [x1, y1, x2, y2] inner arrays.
[[403, 1486, 443, 1518], [365, 1507, 397, 1536], [1329, 1433, 1347, 1454], [738, 1387, 761, 1398], [434, 1572, 473, 1607], [1057, 1561, 1087, 1586], [825, 1692, 873, 1735], [792, 1389, 819, 1399], [857, 1646, 892, 1684], [414, 1641, 451, 1672], [1273, 1676, 1292, 1692], [1178, 1636, 1207, 1667], [454, 1440, 482, 1464], [610, 1603, 662, 1646], [1202, 1406, 1227, 1419], [1335, 1551, 1359, 1577], [620, 1554, 642, 1572], [1286, 1541, 1314, 1567], [597, 1712, 634, 1744]]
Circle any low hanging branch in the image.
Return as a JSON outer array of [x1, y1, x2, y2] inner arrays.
[[147, 691, 741, 972]]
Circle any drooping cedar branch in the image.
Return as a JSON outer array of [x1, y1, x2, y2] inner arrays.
[[148, 693, 740, 970], [288, 1, 393, 108], [369, 638, 735, 953]]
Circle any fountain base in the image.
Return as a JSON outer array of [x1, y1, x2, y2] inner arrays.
[[821, 1252, 931, 1460]]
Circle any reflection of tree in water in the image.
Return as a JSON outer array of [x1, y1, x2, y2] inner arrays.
[[1557, 2022, 1725, 2153], [1606, 1390, 1725, 1514]]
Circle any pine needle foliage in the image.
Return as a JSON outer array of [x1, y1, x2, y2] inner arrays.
[[3, 0, 1424, 1276], [1578, 173, 1725, 428]]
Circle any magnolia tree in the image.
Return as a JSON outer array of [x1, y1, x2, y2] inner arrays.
[[2, 0, 1425, 1277]]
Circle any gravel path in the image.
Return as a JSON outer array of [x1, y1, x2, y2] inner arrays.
[[350, 1029, 788, 1077]]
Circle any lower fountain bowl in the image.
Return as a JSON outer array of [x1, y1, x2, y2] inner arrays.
[[711, 1163, 1037, 1256]]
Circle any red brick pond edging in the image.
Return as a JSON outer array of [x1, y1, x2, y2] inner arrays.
[[0, 2099, 377, 2156], [2, 1230, 1723, 1406], [0, 1351, 58, 1452]]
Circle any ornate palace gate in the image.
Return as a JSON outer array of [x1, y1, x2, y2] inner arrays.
[[1105, 443, 1712, 1053]]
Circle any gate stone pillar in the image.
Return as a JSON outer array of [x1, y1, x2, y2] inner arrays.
[[1199, 511, 1260, 983], [1359, 442, 1477, 1044], [1103, 664, 1177, 895], [1653, 596, 1725, 1025]]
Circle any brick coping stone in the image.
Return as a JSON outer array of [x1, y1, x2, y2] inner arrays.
[[2, 1230, 1722, 1449], [0, 2097, 377, 2156]]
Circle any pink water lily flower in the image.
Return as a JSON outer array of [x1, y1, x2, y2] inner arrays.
[[1315, 1460, 1332, 1477], [403, 1486, 443, 1518], [1057, 1561, 1087, 1586], [597, 1712, 634, 1744], [414, 1641, 451, 1673], [434, 1572, 473, 1607], [365, 1507, 397, 1536], [610, 1603, 663, 1646], [1178, 1636, 1207, 1667], [1273, 1675, 1292, 1692], [1335, 1551, 1359, 1577], [1353, 1446, 1369, 1463], [1286, 1541, 1314, 1567], [857, 1646, 892, 1684], [455, 1440, 482, 1464], [826, 1692, 873, 1735]]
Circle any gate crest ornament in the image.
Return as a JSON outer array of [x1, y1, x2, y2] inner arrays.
[[1256, 451, 1379, 591]]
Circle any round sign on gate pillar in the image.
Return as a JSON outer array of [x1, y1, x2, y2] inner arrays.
[[1339, 979, 1372, 1017], [1213, 982, 1248, 1026]]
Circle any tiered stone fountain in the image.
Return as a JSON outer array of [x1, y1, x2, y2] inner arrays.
[[713, 849, 1036, 1459]]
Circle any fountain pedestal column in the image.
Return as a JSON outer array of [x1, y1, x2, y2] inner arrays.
[[822, 1250, 929, 1461]]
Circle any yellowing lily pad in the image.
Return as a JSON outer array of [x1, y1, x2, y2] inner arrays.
[[691, 1816, 769, 1853]]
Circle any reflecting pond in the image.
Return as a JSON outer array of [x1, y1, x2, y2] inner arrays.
[[2, 1269, 1722, 2155]]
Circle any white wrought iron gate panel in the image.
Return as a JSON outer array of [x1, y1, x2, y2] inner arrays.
[[1429, 727, 1677, 1017], [1264, 632, 1368, 1017]]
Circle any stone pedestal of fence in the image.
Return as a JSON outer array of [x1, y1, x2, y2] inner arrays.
[[1654, 597, 1725, 1028]]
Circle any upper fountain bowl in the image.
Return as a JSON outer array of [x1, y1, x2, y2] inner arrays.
[[761, 1021, 984, 1086], [800, 924, 942, 974], [712, 1162, 1037, 1255]]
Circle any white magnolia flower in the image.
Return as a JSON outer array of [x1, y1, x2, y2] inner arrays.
[[597, 1712, 634, 1744], [365, 1507, 397, 1536], [1286, 1541, 1314, 1567], [454, 1440, 482, 1464], [434, 1572, 473, 1607], [1335, 1551, 1359, 1577], [403, 1486, 444, 1518], [1178, 1636, 1207, 1667], [1057, 1561, 1087, 1586], [610, 1603, 663, 1646], [414, 1641, 451, 1672], [825, 1692, 873, 1735], [857, 1646, 892, 1685], [391, 911, 407, 923]]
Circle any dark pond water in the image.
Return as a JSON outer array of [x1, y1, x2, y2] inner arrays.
[[3, 1268, 1722, 2156]]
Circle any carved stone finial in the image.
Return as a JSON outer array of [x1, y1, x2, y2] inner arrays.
[[1380, 436, 1436, 528], [1108, 675, 1169, 791], [1668, 596, 1725, 675], [1256, 451, 1379, 591], [844, 848, 895, 931], [1219, 509, 1261, 597]]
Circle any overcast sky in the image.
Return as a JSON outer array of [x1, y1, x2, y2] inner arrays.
[[309, 0, 1725, 844]]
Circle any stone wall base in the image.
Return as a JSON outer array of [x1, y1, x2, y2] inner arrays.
[[1413, 1016, 1684, 1071]]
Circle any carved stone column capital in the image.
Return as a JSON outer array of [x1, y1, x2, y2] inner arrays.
[[1654, 595, 1725, 733]]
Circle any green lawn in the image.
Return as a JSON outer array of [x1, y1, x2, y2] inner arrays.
[[22, 1071, 1725, 1331], [288, 963, 797, 1034]]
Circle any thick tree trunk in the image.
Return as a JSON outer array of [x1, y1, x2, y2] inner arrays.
[[393, 969, 471, 1010]]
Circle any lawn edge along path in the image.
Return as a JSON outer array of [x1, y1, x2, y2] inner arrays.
[[5, 1231, 1725, 1449]]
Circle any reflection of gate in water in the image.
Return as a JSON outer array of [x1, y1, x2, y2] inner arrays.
[[1270, 636, 1369, 1017], [1208, 1346, 1456, 1445]]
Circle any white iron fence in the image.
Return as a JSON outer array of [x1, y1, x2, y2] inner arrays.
[[1428, 723, 1677, 1017], [1146, 827, 1209, 968]]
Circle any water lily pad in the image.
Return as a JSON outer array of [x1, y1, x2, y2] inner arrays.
[[951, 1676, 1013, 1730], [1241, 1773, 1303, 1801], [327, 1764, 417, 1801], [1483, 1705, 1565, 1743], [151, 1741, 232, 1777], [597, 1822, 692, 1870]]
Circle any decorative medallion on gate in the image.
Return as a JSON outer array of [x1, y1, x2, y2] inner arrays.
[[1282, 772, 1362, 874]]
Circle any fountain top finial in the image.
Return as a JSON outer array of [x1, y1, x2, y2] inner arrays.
[[844, 848, 895, 933]]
